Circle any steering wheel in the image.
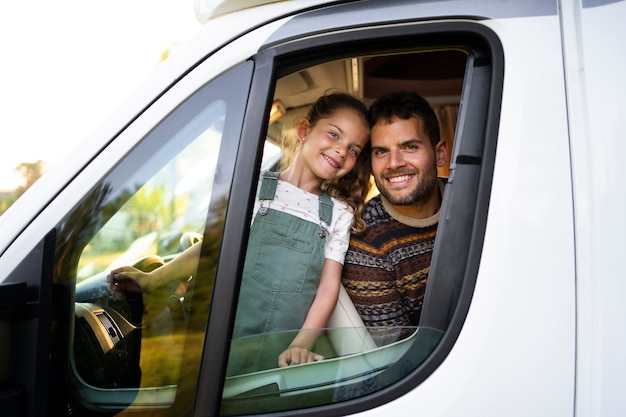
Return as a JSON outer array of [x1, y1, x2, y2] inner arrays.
[[131, 254, 165, 273], [179, 231, 203, 251]]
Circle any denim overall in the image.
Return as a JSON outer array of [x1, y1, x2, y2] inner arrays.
[[227, 172, 333, 375]]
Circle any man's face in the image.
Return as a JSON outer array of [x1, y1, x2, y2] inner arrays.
[[370, 116, 446, 212]]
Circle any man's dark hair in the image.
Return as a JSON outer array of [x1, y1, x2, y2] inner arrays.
[[368, 91, 441, 147]]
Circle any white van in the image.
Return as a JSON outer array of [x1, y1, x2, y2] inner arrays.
[[1, 0, 625, 416]]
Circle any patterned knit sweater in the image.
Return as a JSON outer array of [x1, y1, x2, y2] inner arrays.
[[341, 180, 444, 346]]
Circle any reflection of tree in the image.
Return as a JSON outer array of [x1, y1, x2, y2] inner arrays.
[[171, 194, 228, 416], [54, 182, 116, 284], [124, 184, 190, 239], [0, 160, 47, 216], [15, 160, 47, 193], [50, 174, 232, 414], [0, 194, 16, 215], [57, 184, 150, 281], [48, 181, 136, 414], [79, 183, 193, 262]]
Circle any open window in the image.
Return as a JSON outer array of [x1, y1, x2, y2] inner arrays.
[[219, 21, 502, 416]]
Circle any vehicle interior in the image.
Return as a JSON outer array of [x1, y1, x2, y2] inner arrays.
[[265, 51, 465, 177]]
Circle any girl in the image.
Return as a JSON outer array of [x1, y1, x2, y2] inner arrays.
[[109, 92, 371, 374]]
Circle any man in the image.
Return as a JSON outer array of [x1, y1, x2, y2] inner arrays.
[[342, 91, 448, 346]]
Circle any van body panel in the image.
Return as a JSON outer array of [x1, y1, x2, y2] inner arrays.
[[563, 1, 626, 415], [1, 0, 625, 416]]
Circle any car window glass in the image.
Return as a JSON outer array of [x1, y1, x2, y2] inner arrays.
[[51, 63, 252, 415]]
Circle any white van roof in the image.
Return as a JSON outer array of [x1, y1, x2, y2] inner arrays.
[[193, 0, 344, 23]]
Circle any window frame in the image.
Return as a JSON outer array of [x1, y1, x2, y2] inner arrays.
[[198, 19, 504, 417]]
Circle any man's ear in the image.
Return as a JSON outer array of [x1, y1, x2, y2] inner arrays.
[[435, 139, 448, 167]]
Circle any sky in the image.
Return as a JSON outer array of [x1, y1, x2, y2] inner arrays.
[[0, 1, 201, 191]]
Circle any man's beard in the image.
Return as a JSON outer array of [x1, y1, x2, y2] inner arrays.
[[375, 163, 438, 206]]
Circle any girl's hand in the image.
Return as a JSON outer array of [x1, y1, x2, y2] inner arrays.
[[107, 266, 147, 298], [278, 346, 324, 367]]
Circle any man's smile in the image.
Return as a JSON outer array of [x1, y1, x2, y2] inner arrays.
[[387, 174, 414, 184]]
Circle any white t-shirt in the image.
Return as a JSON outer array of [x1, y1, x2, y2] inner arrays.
[[251, 178, 354, 265]]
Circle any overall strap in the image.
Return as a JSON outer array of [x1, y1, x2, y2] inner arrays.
[[318, 191, 333, 226], [259, 172, 333, 236], [258, 172, 280, 201]]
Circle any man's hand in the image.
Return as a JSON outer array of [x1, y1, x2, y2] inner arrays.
[[278, 346, 324, 367]]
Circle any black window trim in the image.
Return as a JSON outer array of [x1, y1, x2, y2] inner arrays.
[[198, 19, 504, 417]]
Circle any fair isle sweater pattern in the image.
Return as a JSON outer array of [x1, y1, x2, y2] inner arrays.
[[342, 182, 443, 346]]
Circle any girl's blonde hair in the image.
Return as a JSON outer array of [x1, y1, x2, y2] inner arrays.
[[285, 92, 371, 233]]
